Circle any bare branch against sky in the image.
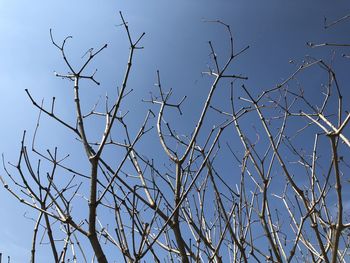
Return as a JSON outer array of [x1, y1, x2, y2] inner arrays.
[[1, 1, 350, 262]]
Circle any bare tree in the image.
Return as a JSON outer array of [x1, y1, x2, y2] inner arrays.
[[2, 11, 350, 263]]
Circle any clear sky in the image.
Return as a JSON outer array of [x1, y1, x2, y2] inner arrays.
[[1, 0, 350, 261]]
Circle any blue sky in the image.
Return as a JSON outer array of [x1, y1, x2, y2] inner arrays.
[[1, 0, 350, 261]]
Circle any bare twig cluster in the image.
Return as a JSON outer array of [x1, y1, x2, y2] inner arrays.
[[2, 11, 350, 263]]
